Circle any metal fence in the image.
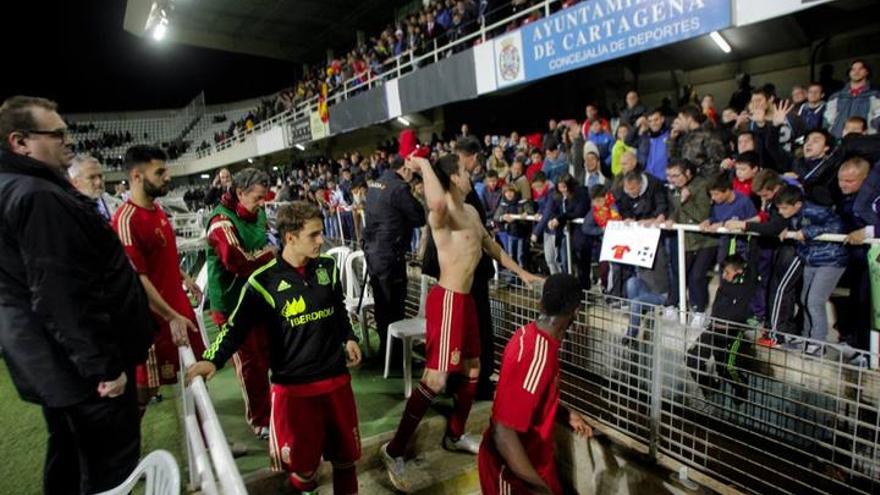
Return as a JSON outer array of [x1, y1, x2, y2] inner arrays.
[[317, 220, 880, 494], [484, 283, 880, 495]]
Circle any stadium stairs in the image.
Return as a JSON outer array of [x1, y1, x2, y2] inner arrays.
[[239, 402, 698, 495]]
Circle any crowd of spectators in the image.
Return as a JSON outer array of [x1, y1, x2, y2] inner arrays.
[[70, 2, 594, 163], [180, 59, 880, 366], [275, 1, 571, 117]]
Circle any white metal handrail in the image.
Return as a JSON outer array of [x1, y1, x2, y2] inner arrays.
[[178, 346, 247, 495]]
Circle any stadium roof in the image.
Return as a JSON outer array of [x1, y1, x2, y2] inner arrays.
[[124, 0, 413, 62]]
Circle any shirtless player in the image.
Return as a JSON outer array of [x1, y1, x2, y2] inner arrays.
[[381, 154, 541, 492]]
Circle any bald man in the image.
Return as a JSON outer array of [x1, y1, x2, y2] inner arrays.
[[69, 154, 114, 221]]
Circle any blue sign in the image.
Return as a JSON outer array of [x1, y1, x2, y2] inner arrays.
[[501, 0, 731, 85]]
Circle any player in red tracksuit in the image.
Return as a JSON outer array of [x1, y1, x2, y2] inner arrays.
[[112, 145, 205, 410], [479, 274, 593, 495]]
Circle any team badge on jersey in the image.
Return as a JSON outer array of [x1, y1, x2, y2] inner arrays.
[[450, 350, 461, 366], [161, 363, 176, 380], [316, 267, 331, 286]]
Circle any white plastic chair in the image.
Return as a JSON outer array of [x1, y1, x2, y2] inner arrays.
[[343, 251, 375, 357], [325, 246, 352, 288], [385, 275, 433, 398], [93, 450, 180, 495]]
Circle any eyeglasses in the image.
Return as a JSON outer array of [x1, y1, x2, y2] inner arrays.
[[24, 129, 69, 140]]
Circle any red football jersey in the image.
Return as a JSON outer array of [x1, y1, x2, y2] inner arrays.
[[112, 201, 203, 383], [491, 322, 561, 489]]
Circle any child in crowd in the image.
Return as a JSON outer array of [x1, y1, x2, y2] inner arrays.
[[774, 186, 848, 356], [526, 148, 544, 182], [530, 171, 553, 212], [703, 174, 757, 263], [582, 184, 620, 290], [725, 170, 795, 342], [687, 244, 759, 404], [495, 184, 535, 280], [481, 169, 503, 223], [732, 151, 761, 208]]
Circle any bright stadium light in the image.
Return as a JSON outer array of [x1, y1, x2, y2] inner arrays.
[[710, 31, 731, 53], [397, 116, 410, 126], [294, 143, 306, 151], [200, 174, 210, 179], [152, 20, 167, 41], [247, 158, 254, 164], [146, 2, 172, 42], [272, 166, 279, 171]]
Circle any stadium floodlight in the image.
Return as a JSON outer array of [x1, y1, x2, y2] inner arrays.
[[152, 20, 167, 41], [294, 143, 306, 151], [247, 158, 254, 164], [146, 1, 172, 42], [200, 174, 210, 179], [397, 116, 410, 126], [272, 166, 279, 171], [710, 31, 731, 53]]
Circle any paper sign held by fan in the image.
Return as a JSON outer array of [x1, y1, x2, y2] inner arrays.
[[599, 221, 662, 269]]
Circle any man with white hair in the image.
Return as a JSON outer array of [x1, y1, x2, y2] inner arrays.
[[68, 154, 113, 221]]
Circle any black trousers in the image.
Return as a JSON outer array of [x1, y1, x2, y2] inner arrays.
[[471, 277, 495, 395], [768, 245, 803, 336], [369, 261, 409, 359], [42, 375, 140, 495], [838, 247, 871, 350], [686, 324, 751, 402]]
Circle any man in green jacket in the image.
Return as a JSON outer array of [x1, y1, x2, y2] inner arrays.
[[665, 158, 718, 317]]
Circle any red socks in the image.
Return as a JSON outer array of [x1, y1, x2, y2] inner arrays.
[[332, 461, 358, 495], [387, 381, 437, 457], [288, 472, 317, 493], [447, 377, 478, 439]]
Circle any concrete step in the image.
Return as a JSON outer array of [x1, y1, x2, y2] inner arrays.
[[244, 400, 491, 495], [319, 447, 480, 494]]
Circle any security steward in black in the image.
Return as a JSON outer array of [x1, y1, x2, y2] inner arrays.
[[422, 136, 497, 399], [363, 155, 426, 359], [0, 96, 155, 495]]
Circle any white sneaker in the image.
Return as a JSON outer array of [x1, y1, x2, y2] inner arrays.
[[805, 344, 823, 357], [442, 433, 481, 454], [662, 306, 678, 321], [380, 442, 410, 492], [256, 426, 270, 440]]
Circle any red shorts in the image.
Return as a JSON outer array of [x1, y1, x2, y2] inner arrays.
[[425, 285, 480, 373], [268, 376, 361, 474], [136, 308, 205, 388], [478, 430, 562, 495]]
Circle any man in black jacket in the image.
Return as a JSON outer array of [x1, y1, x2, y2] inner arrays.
[[0, 95, 155, 494], [188, 201, 363, 494], [364, 155, 426, 359]]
